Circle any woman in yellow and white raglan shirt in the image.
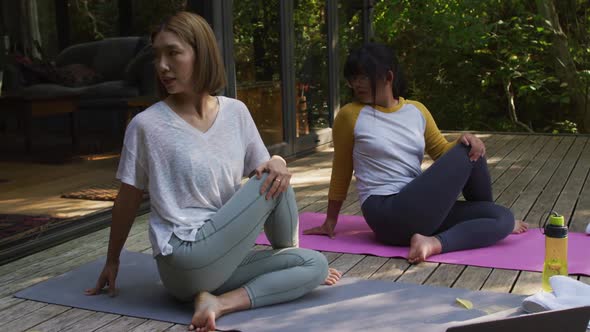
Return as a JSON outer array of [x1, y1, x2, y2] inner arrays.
[[304, 43, 528, 263]]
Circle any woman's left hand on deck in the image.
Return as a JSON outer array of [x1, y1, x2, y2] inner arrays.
[[84, 260, 119, 297]]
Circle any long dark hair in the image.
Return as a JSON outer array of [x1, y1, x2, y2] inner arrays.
[[343, 43, 407, 103]]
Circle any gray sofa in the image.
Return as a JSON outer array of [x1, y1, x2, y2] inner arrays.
[[13, 36, 156, 109]]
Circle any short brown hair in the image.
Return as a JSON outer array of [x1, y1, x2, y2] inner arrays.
[[152, 11, 226, 97]]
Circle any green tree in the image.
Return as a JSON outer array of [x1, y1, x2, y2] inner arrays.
[[372, 0, 590, 133]]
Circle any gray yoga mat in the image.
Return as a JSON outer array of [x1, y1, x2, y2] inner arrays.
[[15, 251, 526, 331]]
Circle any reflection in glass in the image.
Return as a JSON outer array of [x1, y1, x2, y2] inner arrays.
[[294, 0, 329, 136], [68, 0, 119, 44], [131, 0, 187, 36], [233, 0, 283, 145], [338, 0, 363, 105]]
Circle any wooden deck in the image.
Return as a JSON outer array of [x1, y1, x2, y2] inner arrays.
[[0, 156, 119, 218], [1, 133, 590, 331]]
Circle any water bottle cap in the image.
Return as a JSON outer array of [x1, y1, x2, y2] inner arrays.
[[545, 212, 567, 238], [549, 213, 565, 227]]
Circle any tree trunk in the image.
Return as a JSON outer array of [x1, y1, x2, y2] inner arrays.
[[536, 0, 590, 133], [505, 80, 535, 133]]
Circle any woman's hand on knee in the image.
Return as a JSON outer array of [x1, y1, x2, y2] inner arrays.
[[460, 133, 486, 161], [84, 261, 119, 297], [255, 155, 292, 200]]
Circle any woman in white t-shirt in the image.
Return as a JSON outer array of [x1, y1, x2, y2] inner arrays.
[[85, 11, 340, 332]]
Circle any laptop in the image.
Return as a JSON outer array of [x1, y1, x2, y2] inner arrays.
[[447, 306, 590, 332]]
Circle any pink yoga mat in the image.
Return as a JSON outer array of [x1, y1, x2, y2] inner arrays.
[[255, 212, 590, 276]]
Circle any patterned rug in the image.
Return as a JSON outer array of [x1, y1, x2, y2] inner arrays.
[[61, 180, 148, 201], [0, 214, 70, 247], [61, 180, 120, 201]]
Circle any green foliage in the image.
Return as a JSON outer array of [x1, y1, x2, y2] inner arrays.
[[294, 0, 329, 128], [131, 0, 187, 35], [339, 1, 364, 105], [233, 0, 281, 82], [67, 0, 186, 44], [373, 0, 589, 133], [68, 0, 118, 44]]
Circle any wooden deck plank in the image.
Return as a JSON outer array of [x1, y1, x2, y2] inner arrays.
[[481, 269, 519, 293], [452, 266, 492, 291], [330, 254, 365, 275], [164, 324, 191, 332], [0, 227, 146, 288], [570, 148, 590, 233], [495, 136, 562, 208], [1, 133, 589, 330], [492, 135, 549, 200], [93, 316, 146, 332], [0, 304, 69, 332], [28, 308, 94, 332], [396, 262, 438, 284], [0, 226, 111, 278], [510, 137, 575, 221], [0, 296, 25, 312], [526, 137, 587, 226], [344, 256, 388, 279], [483, 135, 517, 161], [0, 220, 152, 297], [0, 300, 47, 327], [489, 135, 533, 183], [424, 264, 465, 288], [369, 258, 411, 281], [553, 139, 590, 231], [512, 271, 543, 295], [59, 312, 120, 332], [129, 319, 174, 332], [0, 158, 119, 217], [299, 180, 358, 214], [0, 213, 149, 278], [322, 251, 342, 263]]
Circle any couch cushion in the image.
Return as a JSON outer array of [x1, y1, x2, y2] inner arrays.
[[125, 44, 157, 95], [55, 43, 99, 68], [56, 64, 103, 87], [125, 45, 154, 83], [20, 84, 84, 98], [21, 81, 139, 99], [92, 37, 144, 81], [81, 81, 139, 98]]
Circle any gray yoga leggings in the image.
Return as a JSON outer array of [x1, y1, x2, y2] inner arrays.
[[361, 143, 515, 253], [155, 174, 329, 307]]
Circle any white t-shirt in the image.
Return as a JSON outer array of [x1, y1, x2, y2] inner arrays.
[[116, 96, 270, 256]]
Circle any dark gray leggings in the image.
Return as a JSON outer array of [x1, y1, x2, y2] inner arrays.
[[361, 144, 515, 253]]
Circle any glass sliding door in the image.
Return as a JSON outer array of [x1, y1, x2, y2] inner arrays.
[[292, 0, 330, 150], [338, 0, 364, 105], [233, 0, 284, 146]]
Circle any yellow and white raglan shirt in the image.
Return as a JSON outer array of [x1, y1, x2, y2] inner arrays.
[[328, 97, 458, 204]]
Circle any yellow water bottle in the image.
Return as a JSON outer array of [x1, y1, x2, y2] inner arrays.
[[541, 212, 568, 291]]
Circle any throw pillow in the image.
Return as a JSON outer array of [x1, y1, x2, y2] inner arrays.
[[56, 64, 103, 87]]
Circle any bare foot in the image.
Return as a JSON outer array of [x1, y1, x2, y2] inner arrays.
[[408, 234, 442, 264], [512, 220, 529, 234], [324, 268, 342, 285], [189, 292, 221, 332]]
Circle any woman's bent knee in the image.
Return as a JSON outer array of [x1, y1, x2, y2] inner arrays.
[[300, 248, 329, 284], [496, 205, 515, 236], [499, 206, 516, 236]]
